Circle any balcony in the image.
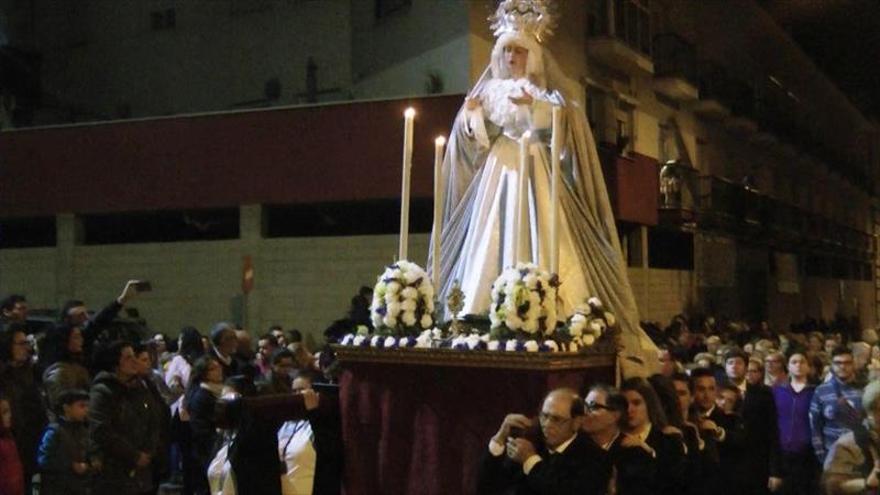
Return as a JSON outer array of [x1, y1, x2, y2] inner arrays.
[[652, 33, 699, 102], [698, 175, 747, 233], [691, 62, 731, 119], [586, 0, 654, 76], [598, 144, 659, 226]]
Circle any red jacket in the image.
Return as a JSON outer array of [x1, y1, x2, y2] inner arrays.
[[0, 432, 24, 495]]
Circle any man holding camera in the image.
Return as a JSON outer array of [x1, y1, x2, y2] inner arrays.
[[477, 388, 611, 495]]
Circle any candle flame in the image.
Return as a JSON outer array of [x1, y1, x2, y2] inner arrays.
[[404, 107, 416, 118], [435, 136, 446, 146]]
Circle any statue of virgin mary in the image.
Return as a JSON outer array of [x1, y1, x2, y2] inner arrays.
[[430, 0, 657, 376]]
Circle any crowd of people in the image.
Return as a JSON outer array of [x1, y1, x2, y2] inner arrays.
[[482, 315, 880, 494], [6, 279, 880, 495], [0, 283, 342, 495]]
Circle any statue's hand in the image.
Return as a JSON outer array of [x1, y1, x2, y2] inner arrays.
[[509, 89, 533, 106]]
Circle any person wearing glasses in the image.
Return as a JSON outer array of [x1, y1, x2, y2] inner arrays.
[[811, 346, 865, 465], [477, 388, 611, 495], [583, 383, 659, 495], [765, 352, 788, 388]]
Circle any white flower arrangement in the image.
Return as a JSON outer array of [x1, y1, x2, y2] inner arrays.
[[370, 260, 435, 336], [561, 297, 616, 349], [488, 263, 559, 338]]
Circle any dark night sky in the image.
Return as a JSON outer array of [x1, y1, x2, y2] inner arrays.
[[762, 0, 880, 122]]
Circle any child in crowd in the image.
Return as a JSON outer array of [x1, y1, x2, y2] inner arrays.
[[0, 396, 25, 495], [37, 389, 92, 495]]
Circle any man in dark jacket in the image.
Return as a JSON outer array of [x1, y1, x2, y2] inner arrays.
[[89, 341, 160, 495], [62, 280, 144, 367], [477, 388, 611, 495], [692, 367, 747, 495], [723, 349, 782, 494]]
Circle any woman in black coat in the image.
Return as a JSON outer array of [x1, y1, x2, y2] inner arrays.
[[185, 356, 224, 495], [0, 323, 47, 492]]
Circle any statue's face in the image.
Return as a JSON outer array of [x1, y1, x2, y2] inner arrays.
[[504, 44, 528, 78]]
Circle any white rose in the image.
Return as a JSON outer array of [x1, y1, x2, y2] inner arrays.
[[587, 297, 603, 309], [568, 341, 579, 352], [480, 333, 490, 342], [383, 336, 397, 348], [432, 328, 443, 340], [589, 319, 606, 336], [386, 301, 402, 317], [604, 312, 617, 327], [403, 270, 420, 285], [420, 314, 433, 329], [401, 311, 417, 327], [505, 314, 522, 330], [582, 334, 596, 347], [415, 334, 432, 348], [353, 335, 367, 346], [370, 335, 382, 347], [488, 340, 500, 351], [523, 273, 538, 289], [386, 281, 402, 294], [569, 323, 583, 338], [466, 334, 481, 349], [522, 319, 538, 334], [524, 340, 539, 352], [425, 300, 435, 313], [543, 340, 559, 352], [384, 315, 398, 328], [400, 299, 417, 313], [341, 334, 355, 346], [401, 287, 418, 300], [371, 313, 383, 329], [505, 340, 518, 352]]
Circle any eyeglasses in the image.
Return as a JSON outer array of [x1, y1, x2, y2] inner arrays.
[[539, 412, 573, 425], [585, 402, 610, 413]]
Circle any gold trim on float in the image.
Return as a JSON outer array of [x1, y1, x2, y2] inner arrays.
[[332, 345, 616, 371]]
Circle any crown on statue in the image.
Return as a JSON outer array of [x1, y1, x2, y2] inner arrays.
[[489, 0, 557, 43]]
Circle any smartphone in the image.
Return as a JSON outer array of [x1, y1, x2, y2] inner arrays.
[[133, 281, 153, 292]]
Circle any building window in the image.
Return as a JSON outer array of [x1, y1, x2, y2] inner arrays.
[[266, 199, 432, 238], [647, 228, 693, 270], [150, 9, 176, 31], [81, 208, 238, 245], [375, 0, 411, 20], [0, 216, 56, 249]]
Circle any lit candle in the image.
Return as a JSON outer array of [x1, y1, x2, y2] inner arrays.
[[398, 107, 415, 261], [432, 135, 446, 289], [515, 131, 531, 264], [550, 106, 561, 274]]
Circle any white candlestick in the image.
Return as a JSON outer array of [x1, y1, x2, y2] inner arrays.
[[399, 107, 415, 261], [515, 131, 531, 264], [550, 106, 561, 274], [432, 136, 446, 289]]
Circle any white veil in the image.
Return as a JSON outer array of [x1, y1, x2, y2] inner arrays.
[[430, 37, 658, 377]]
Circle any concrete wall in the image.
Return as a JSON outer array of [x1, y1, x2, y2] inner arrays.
[[0, 209, 430, 342], [628, 267, 697, 323]]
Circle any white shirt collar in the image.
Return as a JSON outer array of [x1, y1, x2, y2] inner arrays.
[[635, 423, 652, 443], [701, 405, 716, 417], [601, 431, 620, 451], [550, 433, 578, 454]]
